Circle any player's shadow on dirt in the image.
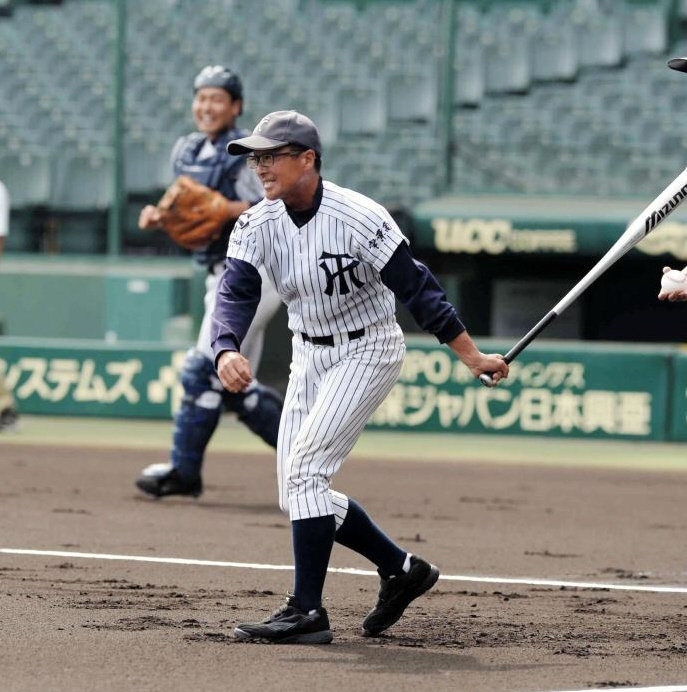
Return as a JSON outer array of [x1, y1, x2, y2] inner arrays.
[[286, 641, 550, 675]]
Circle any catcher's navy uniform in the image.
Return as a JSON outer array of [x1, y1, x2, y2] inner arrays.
[[136, 69, 283, 499]]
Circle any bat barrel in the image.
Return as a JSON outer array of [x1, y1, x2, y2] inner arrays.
[[478, 166, 687, 389]]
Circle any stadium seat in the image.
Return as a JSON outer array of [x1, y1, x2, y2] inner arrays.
[[385, 71, 439, 124], [124, 139, 171, 195], [623, 2, 669, 56], [0, 150, 52, 208], [50, 151, 114, 211], [454, 39, 485, 107], [301, 96, 338, 148], [575, 16, 624, 69], [530, 23, 578, 82], [482, 34, 531, 95], [337, 86, 386, 136]]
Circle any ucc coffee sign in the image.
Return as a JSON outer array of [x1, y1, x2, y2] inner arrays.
[[431, 217, 577, 254], [411, 194, 687, 259]]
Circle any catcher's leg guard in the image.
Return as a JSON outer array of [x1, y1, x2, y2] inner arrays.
[[225, 383, 283, 449], [170, 349, 224, 478]]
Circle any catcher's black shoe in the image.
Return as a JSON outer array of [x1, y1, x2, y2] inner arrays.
[[234, 596, 333, 644], [362, 555, 440, 636], [135, 463, 202, 498], [0, 407, 19, 432]]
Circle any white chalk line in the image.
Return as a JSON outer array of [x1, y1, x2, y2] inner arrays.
[[2, 547, 687, 594]]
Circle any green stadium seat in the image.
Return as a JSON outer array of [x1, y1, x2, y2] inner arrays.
[[385, 71, 439, 125], [453, 37, 485, 107], [124, 139, 171, 195], [576, 16, 624, 69], [623, 2, 669, 56], [530, 23, 578, 82], [50, 151, 114, 211], [337, 86, 386, 136], [0, 150, 52, 208]]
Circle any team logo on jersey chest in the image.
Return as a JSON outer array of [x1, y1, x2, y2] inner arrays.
[[318, 251, 365, 296]]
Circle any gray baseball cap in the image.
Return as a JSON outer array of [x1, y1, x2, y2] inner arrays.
[[226, 110, 322, 156]]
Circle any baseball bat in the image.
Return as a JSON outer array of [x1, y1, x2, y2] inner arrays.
[[479, 166, 687, 387]]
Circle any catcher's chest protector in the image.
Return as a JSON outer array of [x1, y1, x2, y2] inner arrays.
[[173, 129, 248, 198]]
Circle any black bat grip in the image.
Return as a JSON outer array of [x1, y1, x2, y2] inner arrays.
[[478, 311, 558, 388]]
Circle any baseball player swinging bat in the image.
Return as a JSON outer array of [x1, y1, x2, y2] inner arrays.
[[479, 165, 687, 387]]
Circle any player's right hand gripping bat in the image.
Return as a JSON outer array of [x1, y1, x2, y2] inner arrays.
[[479, 166, 687, 387]]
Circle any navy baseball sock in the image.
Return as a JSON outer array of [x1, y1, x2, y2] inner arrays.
[[291, 515, 336, 613], [335, 498, 406, 579]]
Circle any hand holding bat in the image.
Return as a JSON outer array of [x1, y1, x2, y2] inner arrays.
[[447, 330, 509, 386]]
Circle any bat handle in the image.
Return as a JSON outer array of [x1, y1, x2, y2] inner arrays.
[[478, 351, 516, 388], [479, 372, 497, 388]]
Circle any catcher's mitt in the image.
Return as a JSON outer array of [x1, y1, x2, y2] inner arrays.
[[155, 175, 234, 250]]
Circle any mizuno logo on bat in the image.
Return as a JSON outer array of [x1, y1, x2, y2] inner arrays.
[[644, 183, 687, 233]]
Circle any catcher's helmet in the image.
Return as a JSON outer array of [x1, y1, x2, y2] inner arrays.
[[193, 65, 243, 101]]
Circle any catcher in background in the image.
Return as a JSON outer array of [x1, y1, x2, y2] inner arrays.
[[135, 65, 283, 498]]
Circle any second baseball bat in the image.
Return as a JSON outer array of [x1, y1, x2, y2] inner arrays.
[[479, 166, 687, 387]]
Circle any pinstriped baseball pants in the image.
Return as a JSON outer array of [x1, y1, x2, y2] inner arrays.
[[277, 323, 405, 525]]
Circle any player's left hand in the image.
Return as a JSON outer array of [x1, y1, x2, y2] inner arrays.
[[216, 350, 253, 393]]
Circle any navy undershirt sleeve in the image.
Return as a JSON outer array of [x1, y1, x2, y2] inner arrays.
[[380, 242, 465, 343], [210, 257, 262, 365]]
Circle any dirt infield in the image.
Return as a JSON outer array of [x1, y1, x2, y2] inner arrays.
[[2, 424, 687, 692]]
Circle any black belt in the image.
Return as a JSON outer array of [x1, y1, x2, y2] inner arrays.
[[300, 328, 365, 346]]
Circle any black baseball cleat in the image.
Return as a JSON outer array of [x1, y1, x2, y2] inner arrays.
[[135, 463, 202, 498], [362, 555, 440, 636], [234, 595, 333, 644], [0, 407, 19, 432]]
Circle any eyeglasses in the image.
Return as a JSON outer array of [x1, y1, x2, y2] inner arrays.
[[246, 151, 301, 168], [246, 151, 301, 169]]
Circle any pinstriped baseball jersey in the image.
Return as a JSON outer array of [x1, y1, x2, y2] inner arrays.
[[227, 180, 408, 337], [226, 179, 408, 521]]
